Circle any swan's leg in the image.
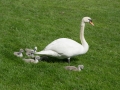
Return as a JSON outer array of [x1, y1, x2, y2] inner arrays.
[[68, 58, 70, 64]]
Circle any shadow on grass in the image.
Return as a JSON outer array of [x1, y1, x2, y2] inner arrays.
[[39, 56, 80, 63]]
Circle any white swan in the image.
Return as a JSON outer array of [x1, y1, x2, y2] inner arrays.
[[35, 17, 94, 63]]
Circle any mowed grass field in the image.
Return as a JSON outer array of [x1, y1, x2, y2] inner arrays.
[[0, 0, 120, 90]]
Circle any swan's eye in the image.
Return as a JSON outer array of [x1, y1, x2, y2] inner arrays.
[[88, 19, 92, 22]]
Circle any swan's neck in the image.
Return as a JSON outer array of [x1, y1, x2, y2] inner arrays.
[[80, 21, 89, 53]]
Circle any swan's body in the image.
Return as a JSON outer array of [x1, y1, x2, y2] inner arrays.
[[14, 49, 24, 57], [65, 65, 84, 71], [23, 56, 40, 64], [39, 38, 86, 58], [35, 17, 94, 63]]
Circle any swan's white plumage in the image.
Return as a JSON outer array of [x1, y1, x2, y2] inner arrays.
[[45, 38, 84, 58], [36, 38, 84, 59], [35, 17, 94, 62]]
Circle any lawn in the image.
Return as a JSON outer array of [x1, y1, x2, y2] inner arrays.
[[0, 0, 120, 90]]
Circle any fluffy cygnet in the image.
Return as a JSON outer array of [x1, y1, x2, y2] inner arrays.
[[25, 47, 37, 53], [14, 49, 24, 57], [25, 47, 37, 57], [22, 56, 40, 64], [26, 50, 35, 58], [65, 65, 84, 71]]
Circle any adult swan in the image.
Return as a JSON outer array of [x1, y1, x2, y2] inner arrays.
[[35, 17, 94, 63]]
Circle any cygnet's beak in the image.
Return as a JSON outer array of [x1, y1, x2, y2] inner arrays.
[[89, 21, 94, 26]]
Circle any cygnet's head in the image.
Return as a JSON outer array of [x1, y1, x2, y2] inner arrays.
[[20, 49, 24, 52], [35, 56, 40, 60], [82, 17, 94, 26], [78, 65, 84, 69], [34, 47, 37, 51]]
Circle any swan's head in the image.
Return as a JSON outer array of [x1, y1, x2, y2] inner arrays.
[[82, 17, 94, 26]]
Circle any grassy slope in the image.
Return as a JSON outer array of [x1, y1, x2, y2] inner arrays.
[[0, 0, 120, 90]]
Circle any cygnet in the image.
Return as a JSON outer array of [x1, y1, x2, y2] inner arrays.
[[65, 65, 84, 71], [25, 47, 37, 53], [23, 56, 40, 64], [14, 49, 24, 57]]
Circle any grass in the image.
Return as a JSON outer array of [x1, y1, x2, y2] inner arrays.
[[0, 0, 120, 90]]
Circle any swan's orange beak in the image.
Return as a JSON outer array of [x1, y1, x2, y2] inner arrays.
[[90, 21, 94, 26]]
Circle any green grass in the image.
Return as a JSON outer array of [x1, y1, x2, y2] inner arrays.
[[0, 0, 120, 90]]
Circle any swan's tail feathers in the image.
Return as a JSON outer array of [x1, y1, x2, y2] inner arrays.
[[35, 50, 61, 57]]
